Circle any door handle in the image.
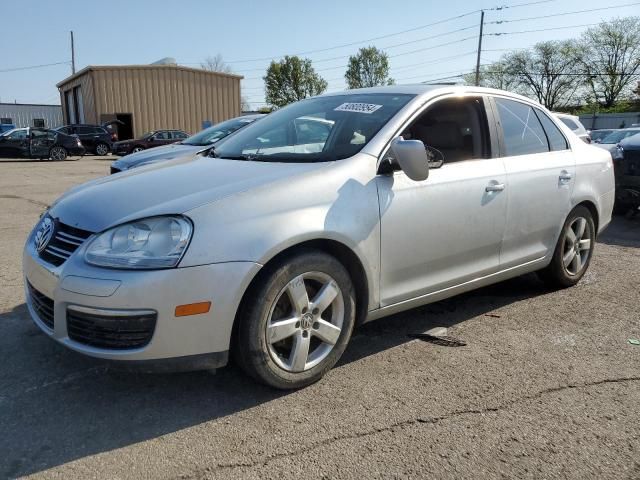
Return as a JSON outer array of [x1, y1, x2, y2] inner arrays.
[[559, 172, 572, 183], [485, 183, 505, 192]]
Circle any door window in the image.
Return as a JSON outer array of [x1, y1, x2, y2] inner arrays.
[[154, 131, 170, 140], [495, 98, 548, 156], [534, 109, 569, 151], [7, 129, 28, 140], [385, 96, 491, 166], [171, 131, 187, 139], [76, 126, 94, 135]]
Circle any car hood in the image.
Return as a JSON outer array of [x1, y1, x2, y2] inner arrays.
[[112, 143, 201, 170], [49, 155, 330, 232]]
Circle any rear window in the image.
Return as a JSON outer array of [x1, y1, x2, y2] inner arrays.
[[559, 117, 580, 132]]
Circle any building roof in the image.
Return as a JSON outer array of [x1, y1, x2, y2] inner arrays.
[[57, 64, 243, 88], [0, 102, 61, 107]]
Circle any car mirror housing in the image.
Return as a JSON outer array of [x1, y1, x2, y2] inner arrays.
[[389, 136, 429, 181]]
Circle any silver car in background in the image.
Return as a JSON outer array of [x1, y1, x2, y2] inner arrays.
[[23, 85, 614, 389], [110, 114, 265, 173]]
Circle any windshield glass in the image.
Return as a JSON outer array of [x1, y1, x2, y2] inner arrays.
[[182, 117, 258, 146], [213, 93, 414, 162], [601, 130, 640, 144]]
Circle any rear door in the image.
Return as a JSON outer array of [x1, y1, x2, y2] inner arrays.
[[491, 96, 574, 268]]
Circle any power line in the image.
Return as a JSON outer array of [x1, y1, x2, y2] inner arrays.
[[206, 0, 556, 66], [487, 22, 600, 36], [0, 61, 70, 73], [486, 1, 640, 24], [222, 10, 482, 64]]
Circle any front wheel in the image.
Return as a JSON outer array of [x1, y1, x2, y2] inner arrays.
[[234, 250, 356, 389], [132, 146, 144, 153], [49, 146, 67, 161], [538, 205, 595, 289]]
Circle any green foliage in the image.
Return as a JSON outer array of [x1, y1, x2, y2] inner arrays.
[[263, 56, 328, 108], [344, 46, 394, 89], [578, 17, 640, 108]]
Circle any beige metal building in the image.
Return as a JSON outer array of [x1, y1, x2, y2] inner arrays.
[[56, 65, 243, 139]]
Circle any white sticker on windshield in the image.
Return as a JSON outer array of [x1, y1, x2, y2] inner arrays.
[[334, 102, 383, 114]]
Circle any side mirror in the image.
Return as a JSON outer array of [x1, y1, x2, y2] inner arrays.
[[389, 136, 429, 181]]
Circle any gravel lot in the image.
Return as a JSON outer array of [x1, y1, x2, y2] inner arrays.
[[1, 155, 639, 480]]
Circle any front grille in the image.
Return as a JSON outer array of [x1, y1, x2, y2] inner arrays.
[[67, 307, 157, 350], [623, 150, 640, 176], [27, 282, 54, 329], [39, 220, 93, 267]]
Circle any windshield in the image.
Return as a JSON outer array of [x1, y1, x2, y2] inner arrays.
[[213, 93, 414, 162], [182, 117, 258, 146], [601, 130, 640, 144]]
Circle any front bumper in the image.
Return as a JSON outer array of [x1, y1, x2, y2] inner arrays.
[[23, 231, 260, 368]]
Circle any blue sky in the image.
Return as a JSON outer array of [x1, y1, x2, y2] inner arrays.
[[1, 0, 638, 109]]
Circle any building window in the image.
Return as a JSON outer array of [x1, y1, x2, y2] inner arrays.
[[1, 118, 12, 124], [33, 118, 46, 128]]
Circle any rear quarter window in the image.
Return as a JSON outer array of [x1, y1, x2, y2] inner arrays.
[[535, 109, 569, 151]]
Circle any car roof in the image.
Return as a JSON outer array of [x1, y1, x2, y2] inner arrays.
[[318, 84, 541, 106]]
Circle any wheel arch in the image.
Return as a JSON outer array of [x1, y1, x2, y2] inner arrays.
[[574, 199, 599, 233], [230, 238, 371, 355]]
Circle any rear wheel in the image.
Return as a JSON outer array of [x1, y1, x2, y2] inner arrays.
[[95, 142, 109, 156], [538, 205, 595, 288], [132, 146, 144, 153], [234, 250, 356, 389], [49, 146, 67, 161]]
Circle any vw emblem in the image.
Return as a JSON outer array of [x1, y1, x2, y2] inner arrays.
[[34, 217, 54, 253]]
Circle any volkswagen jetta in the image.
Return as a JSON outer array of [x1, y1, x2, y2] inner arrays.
[[23, 85, 615, 389]]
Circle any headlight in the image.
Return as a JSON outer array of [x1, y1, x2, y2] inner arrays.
[[612, 144, 624, 161], [85, 216, 192, 269]]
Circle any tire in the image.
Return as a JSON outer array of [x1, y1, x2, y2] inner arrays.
[[95, 142, 109, 156], [49, 146, 67, 161], [132, 146, 144, 153], [234, 250, 356, 389], [537, 205, 595, 289]]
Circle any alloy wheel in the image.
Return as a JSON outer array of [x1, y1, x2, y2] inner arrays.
[[50, 147, 66, 161], [266, 271, 344, 373], [96, 144, 109, 156], [562, 216, 591, 276], [133, 147, 143, 153]]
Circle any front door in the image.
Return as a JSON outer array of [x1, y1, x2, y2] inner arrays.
[[377, 95, 507, 307], [29, 129, 55, 158], [0, 129, 30, 157], [491, 97, 575, 268]]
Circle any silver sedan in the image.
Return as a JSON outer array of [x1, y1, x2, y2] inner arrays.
[[23, 85, 615, 389]]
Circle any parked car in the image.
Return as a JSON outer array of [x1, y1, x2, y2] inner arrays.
[[55, 122, 120, 156], [612, 132, 640, 213], [23, 85, 614, 389], [110, 115, 264, 173], [112, 129, 189, 156], [0, 123, 16, 134], [593, 128, 640, 158], [589, 129, 616, 143], [0, 127, 84, 160], [554, 113, 591, 143]]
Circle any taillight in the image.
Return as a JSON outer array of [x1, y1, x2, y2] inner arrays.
[[111, 133, 117, 141]]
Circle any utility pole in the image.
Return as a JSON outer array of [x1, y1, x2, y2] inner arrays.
[[474, 10, 485, 87], [70, 31, 76, 74]]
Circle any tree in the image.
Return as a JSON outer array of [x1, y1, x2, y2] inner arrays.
[[263, 56, 327, 108], [499, 40, 582, 109], [344, 46, 394, 89], [463, 61, 519, 91], [200, 54, 233, 74], [578, 17, 640, 108]]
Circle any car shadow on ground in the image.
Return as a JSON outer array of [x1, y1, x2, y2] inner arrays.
[[598, 212, 640, 248], [0, 272, 552, 478], [0, 157, 84, 163]]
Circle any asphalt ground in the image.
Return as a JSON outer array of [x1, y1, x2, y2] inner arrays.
[[1, 155, 639, 479]]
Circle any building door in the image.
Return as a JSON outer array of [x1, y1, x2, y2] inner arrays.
[[100, 114, 133, 140]]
